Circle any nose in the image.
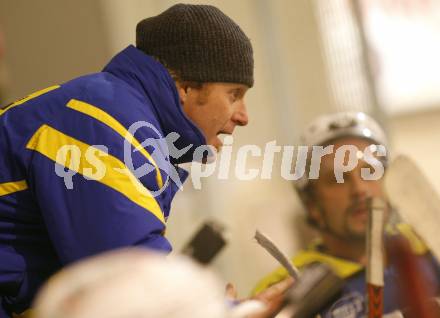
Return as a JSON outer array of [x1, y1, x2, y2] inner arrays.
[[232, 101, 249, 126], [349, 173, 369, 200]]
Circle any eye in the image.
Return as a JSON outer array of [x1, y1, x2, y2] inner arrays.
[[229, 89, 242, 103], [229, 92, 238, 103]]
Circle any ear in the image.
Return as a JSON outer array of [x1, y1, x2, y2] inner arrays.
[[307, 202, 325, 229], [176, 82, 190, 105]]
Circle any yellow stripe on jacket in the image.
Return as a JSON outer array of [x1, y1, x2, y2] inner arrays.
[[26, 124, 165, 224], [0, 180, 28, 197], [0, 85, 60, 116], [66, 99, 164, 190]]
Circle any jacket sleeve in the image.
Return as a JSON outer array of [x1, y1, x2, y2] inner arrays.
[[25, 118, 171, 264]]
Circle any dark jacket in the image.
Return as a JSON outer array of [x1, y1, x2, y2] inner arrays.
[[0, 45, 205, 316]]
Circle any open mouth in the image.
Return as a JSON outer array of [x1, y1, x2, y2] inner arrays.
[[348, 202, 369, 218], [215, 132, 232, 146], [216, 131, 231, 137], [351, 208, 368, 218]]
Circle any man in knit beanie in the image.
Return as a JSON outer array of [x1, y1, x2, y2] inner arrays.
[[136, 3, 254, 151], [0, 4, 267, 317]]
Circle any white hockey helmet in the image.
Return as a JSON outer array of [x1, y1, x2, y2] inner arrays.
[[300, 111, 387, 147], [295, 111, 388, 190]]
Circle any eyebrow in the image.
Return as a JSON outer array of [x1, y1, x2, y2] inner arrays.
[[228, 87, 245, 97]]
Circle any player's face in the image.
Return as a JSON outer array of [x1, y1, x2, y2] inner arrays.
[[308, 137, 388, 240]]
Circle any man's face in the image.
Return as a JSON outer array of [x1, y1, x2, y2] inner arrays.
[[179, 82, 249, 151], [308, 137, 388, 241]]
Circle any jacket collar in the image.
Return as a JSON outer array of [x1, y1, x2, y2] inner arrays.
[[102, 45, 206, 164]]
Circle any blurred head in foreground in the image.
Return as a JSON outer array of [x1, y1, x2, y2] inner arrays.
[[32, 248, 227, 318]]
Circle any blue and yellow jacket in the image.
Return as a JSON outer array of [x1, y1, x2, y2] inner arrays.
[[0, 45, 206, 316], [252, 224, 440, 317]]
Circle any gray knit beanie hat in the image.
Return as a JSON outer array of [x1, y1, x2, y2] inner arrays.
[[136, 4, 254, 87]]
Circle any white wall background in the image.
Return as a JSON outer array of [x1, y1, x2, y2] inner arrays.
[[0, 0, 113, 103]]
